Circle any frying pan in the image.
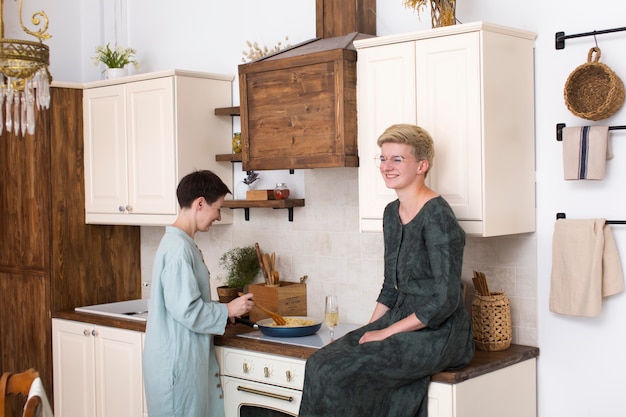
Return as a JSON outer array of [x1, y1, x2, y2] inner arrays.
[[235, 316, 322, 337]]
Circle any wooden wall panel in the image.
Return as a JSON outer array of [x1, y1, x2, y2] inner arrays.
[[0, 109, 50, 269], [0, 271, 51, 398], [0, 87, 141, 406], [48, 88, 141, 312]]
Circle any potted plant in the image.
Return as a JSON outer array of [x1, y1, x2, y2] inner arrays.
[[92, 43, 139, 79], [216, 246, 261, 303]]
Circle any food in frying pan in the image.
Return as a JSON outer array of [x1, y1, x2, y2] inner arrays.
[[268, 317, 315, 327]]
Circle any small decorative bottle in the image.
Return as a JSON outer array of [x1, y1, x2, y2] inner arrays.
[[274, 183, 290, 200]]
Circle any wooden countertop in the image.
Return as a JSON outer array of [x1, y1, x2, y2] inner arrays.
[[214, 325, 539, 384], [53, 311, 148, 332], [54, 311, 539, 384]]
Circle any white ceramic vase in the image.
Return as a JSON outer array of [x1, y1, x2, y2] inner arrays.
[[104, 67, 128, 79]]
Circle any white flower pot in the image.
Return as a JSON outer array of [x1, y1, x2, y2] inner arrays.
[[104, 68, 128, 79]]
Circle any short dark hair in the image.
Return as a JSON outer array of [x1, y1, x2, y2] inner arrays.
[[176, 170, 231, 209]]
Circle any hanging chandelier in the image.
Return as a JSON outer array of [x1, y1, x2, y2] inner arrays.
[[0, 0, 52, 137]]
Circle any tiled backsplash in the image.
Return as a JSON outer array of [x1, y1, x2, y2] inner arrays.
[[141, 168, 537, 346]]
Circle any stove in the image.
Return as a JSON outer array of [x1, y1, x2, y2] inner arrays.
[[220, 322, 362, 417], [237, 322, 361, 349]]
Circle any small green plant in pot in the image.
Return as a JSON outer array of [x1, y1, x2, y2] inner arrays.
[[217, 246, 260, 303]]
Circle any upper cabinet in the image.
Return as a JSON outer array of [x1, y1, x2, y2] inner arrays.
[[83, 70, 234, 226], [355, 22, 537, 237]]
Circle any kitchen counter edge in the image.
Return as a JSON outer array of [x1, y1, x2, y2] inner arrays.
[[53, 311, 539, 384], [214, 325, 539, 384]]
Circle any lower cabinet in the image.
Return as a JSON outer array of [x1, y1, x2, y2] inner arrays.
[[428, 359, 536, 417], [52, 319, 144, 417], [216, 346, 537, 417]]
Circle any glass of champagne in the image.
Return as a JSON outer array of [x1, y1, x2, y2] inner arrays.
[[325, 295, 339, 340]]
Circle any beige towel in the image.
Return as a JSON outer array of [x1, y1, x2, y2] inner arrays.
[[550, 219, 625, 316], [27, 377, 54, 417], [563, 126, 612, 180]]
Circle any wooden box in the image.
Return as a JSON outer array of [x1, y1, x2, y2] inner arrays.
[[248, 281, 307, 322], [238, 32, 373, 171], [246, 189, 275, 200]]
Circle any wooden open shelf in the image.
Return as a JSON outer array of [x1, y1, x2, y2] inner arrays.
[[214, 106, 241, 116], [222, 199, 305, 221], [215, 153, 242, 162]]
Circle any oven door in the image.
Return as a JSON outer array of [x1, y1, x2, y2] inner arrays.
[[223, 375, 302, 417]]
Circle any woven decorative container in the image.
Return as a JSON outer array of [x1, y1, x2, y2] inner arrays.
[[564, 47, 625, 121], [471, 292, 512, 351]]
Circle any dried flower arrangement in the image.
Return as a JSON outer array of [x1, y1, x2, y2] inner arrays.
[[243, 170, 259, 185], [242, 36, 291, 62], [403, 0, 456, 27]]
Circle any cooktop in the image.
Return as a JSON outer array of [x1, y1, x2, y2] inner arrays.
[[238, 322, 362, 349]]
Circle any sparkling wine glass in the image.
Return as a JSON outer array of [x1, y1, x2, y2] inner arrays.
[[324, 295, 339, 340]]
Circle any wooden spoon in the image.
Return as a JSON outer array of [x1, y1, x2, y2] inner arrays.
[[238, 292, 286, 325]]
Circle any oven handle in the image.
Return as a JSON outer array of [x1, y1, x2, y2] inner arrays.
[[237, 385, 295, 402]]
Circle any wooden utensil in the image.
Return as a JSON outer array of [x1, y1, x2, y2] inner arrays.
[[238, 292, 286, 325], [255, 242, 269, 285], [472, 270, 490, 296], [262, 253, 272, 283], [479, 271, 490, 295]]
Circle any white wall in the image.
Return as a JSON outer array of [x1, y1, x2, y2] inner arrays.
[[26, 0, 626, 415]]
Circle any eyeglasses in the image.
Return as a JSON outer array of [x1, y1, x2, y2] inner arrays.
[[374, 154, 415, 168]]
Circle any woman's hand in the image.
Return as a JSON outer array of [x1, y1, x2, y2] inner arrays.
[[359, 328, 391, 344], [359, 313, 426, 344], [227, 293, 254, 322]]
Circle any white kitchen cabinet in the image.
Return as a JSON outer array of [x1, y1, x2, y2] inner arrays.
[[215, 346, 537, 417], [52, 319, 144, 417], [355, 22, 536, 236], [83, 70, 234, 226], [427, 359, 536, 417]]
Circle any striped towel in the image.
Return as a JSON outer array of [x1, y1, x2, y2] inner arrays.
[[563, 126, 612, 180]]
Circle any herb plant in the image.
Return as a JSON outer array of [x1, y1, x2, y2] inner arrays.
[[219, 246, 261, 288]]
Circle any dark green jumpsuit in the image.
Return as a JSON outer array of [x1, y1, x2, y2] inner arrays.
[[299, 197, 474, 417]]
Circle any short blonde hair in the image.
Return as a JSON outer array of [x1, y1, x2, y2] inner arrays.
[[376, 124, 435, 175]]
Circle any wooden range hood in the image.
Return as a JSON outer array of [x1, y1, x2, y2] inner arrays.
[[238, 0, 376, 170]]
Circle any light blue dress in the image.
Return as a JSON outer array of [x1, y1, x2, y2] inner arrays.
[[143, 226, 229, 417]]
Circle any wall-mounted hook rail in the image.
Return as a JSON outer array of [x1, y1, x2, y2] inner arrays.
[[556, 123, 626, 141], [556, 212, 626, 224], [555, 26, 626, 50]]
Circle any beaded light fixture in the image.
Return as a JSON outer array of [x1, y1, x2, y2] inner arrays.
[[0, 0, 52, 136]]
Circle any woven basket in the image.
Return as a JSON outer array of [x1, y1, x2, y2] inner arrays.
[[564, 47, 625, 121], [471, 292, 512, 351]]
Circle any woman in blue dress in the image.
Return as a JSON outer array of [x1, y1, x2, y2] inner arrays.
[[299, 124, 474, 417], [143, 170, 255, 417]]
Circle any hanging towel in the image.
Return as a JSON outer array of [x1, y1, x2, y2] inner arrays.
[[27, 377, 54, 417], [550, 219, 625, 317], [563, 126, 612, 180]]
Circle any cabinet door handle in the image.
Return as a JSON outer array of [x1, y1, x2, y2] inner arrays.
[[91, 329, 98, 337], [125, 205, 133, 213], [118, 206, 125, 213], [83, 329, 90, 336]]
